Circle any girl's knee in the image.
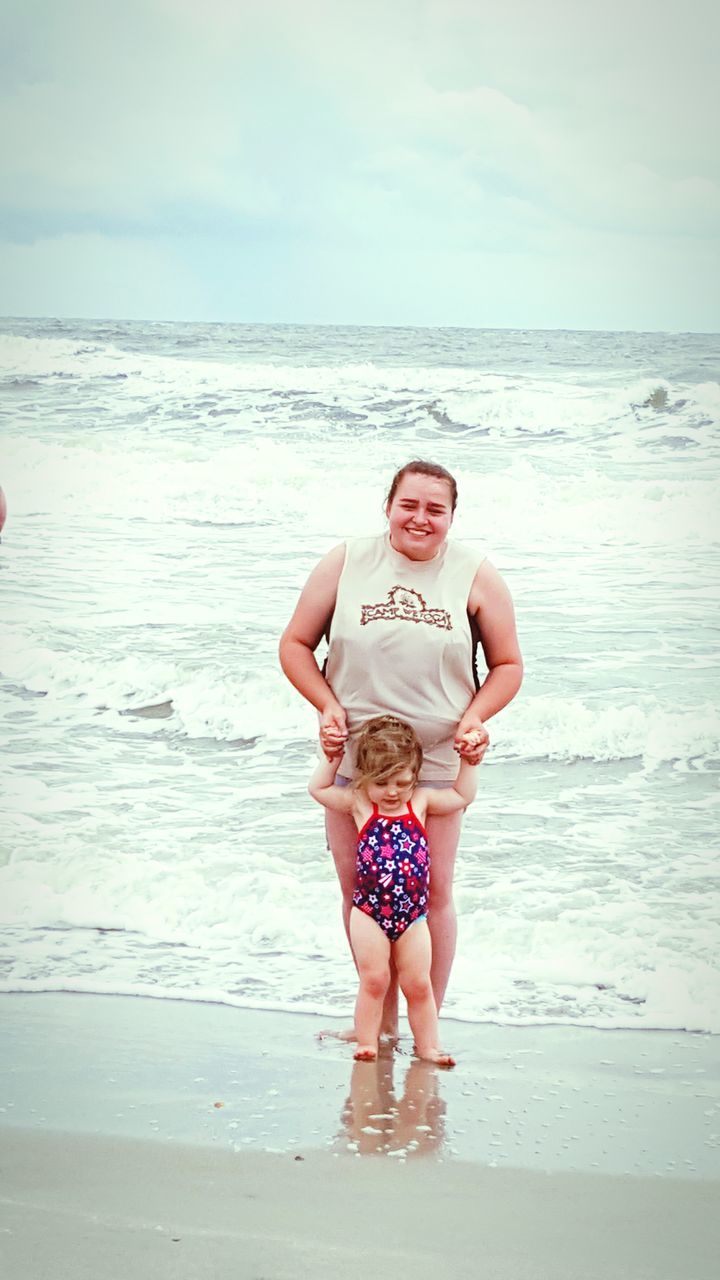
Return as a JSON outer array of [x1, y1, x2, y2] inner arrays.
[[360, 968, 391, 1001], [399, 972, 433, 1004]]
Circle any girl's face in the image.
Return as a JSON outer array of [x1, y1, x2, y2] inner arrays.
[[366, 766, 417, 812], [386, 473, 454, 562]]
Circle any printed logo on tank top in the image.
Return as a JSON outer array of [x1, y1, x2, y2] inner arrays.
[[360, 585, 452, 630]]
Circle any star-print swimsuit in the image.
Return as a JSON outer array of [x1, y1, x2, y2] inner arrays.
[[352, 801, 430, 942]]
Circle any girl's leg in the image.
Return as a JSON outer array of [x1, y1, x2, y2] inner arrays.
[[349, 908, 392, 1061], [424, 810, 462, 1012], [326, 808, 399, 1036], [394, 921, 455, 1067]]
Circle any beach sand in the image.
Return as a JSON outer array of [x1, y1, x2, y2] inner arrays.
[[1, 992, 719, 1278]]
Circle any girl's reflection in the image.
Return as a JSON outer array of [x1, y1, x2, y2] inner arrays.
[[335, 1051, 447, 1158]]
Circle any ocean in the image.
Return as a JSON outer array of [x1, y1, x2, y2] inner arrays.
[[1, 317, 718, 1033]]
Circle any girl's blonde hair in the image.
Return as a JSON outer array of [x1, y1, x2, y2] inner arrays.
[[353, 716, 423, 790]]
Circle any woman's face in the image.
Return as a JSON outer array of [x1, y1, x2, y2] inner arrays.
[[386, 473, 454, 561]]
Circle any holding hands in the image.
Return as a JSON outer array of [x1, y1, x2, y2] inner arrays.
[[454, 715, 490, 765], [320, 703, 488, 766], [320, 700, 349, 760]]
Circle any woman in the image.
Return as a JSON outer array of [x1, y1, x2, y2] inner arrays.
[[279, 460, 522, 1031]]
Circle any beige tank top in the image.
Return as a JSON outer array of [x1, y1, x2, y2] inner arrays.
[[325, 533, 484, 780]]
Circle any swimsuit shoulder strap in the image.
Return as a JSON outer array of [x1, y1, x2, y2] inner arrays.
[[357, 802, 382, 844], [406, 799, 428, 837]]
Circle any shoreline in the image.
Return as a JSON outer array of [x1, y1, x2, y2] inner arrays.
[[3, 977, 716, 1036], [2, 992, 719, 1279]]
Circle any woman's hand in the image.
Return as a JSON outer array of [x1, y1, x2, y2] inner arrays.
[[320, 701, 349, 761], [454, 716, 490, 765]]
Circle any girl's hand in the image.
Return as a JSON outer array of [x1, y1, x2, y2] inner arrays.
[[454, 718, 490, 765], [320, 702, 349, 760]]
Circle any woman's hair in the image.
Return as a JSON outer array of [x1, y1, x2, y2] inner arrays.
[[386, 460, 458, 512], [354, 715, 423, 789]]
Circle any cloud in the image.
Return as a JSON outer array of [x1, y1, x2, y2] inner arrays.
[[0, 4, 284, 234], [0, 0, 718, 327], [0, 231, 210, 320], [387, 82, 720, 241]]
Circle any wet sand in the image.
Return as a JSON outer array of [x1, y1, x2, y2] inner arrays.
[[1, 993, 719, 1278]]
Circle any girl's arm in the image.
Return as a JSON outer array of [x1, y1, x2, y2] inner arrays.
[[421, 759, 478, 818], [308, 754, 354, 814]]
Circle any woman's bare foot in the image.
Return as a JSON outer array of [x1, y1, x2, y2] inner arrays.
[[318, 1028, 399, 1051], [353, 1045, 378, 1062], [416, 1046, 456, 1069]]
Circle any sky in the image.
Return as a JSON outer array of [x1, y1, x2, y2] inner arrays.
[[1, 0, 718, 331]]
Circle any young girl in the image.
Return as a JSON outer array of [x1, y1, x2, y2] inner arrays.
[[309, 715, 478, 1067]]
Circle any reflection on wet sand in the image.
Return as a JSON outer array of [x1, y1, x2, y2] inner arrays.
[[335, 1051, 447, 1158]]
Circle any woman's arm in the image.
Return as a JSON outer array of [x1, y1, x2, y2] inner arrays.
[[308, 755, 354, 814], [421, 759, 478, 818], [456, 560, 523, 763], [279, 544, 349, 757]]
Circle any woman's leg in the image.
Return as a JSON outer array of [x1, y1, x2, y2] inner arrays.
[[324, 808, 357, 938], [424, 810, 462, 1012], [394, 922, 455, 1068], [326, 808, 399, 1036], [349, 908, 391, 1061]]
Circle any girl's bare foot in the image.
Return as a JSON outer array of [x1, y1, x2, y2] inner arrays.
[[416, 1047, 456, 1069], [354, 1045, 378, 1062]]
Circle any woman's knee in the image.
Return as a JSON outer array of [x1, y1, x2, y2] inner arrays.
[[425, 812, 461, 909], [325, 809, 357, 901], [428, 881, 455, 914]]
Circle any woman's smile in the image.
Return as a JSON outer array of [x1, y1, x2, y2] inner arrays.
[[386, 474, 453, 561]]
